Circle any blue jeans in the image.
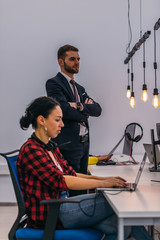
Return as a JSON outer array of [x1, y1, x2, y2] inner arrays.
[[59, 193, 153, 240]]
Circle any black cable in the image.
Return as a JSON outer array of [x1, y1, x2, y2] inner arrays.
[[127, 63, 130, 86], [140, 0, 142, 38], [154, 30, 157, 89], [126, 0, 132, 54], [154, 30, 156, 64], [131, 58, 134, 92], [104, 190, 123, 195], [143, 42, 146, 85], [78, 189, 126, 217], [78, 193, 98, 217]]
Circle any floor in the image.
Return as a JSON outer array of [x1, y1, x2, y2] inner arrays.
[[0, 206, 160, 240], [0, 206, 18, 240]]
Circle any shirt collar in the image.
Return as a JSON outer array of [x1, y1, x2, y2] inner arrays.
[[60, 72, 78, 84], [31, 132, 57, 151], [60, 72, 72, 83]]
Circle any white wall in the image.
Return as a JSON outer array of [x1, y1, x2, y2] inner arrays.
[[0, 0, 160, 157]]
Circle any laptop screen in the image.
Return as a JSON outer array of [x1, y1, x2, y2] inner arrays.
[[123, 124, 136, 156], [134, 153, 147, 189]]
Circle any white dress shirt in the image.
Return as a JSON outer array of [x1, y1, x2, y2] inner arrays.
[[61, 72, 88, 136]]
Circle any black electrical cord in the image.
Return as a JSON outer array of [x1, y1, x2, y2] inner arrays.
[[154, 30, 157, 89], [126, 0, 132, 54], [139, 0, 142, 38], [78, 193, 98, 217], [127, 63, 130, 86], [143, 42, 146, 85], [131, 58, 134, 93]]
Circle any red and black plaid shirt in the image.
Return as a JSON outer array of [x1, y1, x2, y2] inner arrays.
[[17, 136, 76, 229]]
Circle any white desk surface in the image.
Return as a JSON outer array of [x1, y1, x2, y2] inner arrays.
[[89, 155, 160, 219]]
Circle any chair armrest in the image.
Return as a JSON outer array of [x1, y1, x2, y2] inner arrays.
[[41, 198, 81, 240], [0, 150, 19, 156], [41, 198, 81, 205]]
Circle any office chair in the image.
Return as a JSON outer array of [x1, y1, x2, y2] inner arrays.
[[0, 150, 103, 240]]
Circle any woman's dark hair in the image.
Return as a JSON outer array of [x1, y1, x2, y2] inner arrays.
[[20, 96, 60, 130]]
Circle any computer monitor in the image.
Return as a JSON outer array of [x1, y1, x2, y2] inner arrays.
[[156, 123, 160, 140], [143, 143, 160, 164], [149, 129, 160, 172], [122, 124, 136, 156]]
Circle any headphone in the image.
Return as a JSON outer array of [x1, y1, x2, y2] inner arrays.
[[125, 122, 143, 143], [31, 133, 58, 151]]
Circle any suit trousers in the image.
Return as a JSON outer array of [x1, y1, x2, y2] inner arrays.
[[60, 141, 89, 174], [60, 141, 89, 196]]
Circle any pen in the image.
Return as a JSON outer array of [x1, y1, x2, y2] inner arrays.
[[151, 180, 160, 183]]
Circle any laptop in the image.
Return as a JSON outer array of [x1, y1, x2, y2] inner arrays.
[[143, 143, 160, 164], [97, 153, 147, 192]]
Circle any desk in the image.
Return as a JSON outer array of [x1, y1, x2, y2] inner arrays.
[[88, 155, 160, 240]]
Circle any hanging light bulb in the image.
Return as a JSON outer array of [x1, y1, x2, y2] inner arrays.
[[142, 90, 148, 102], [141, 84, 148, 102], [126, 85, 131, 98], [141, 42, 149, 102], [126, 64, 131, 99], [129, 59, 135, 108], [152, 88, 160, 108], [152, 95, 159, 108], [152, 29, 159, 109], [130, 92, 135, 108]]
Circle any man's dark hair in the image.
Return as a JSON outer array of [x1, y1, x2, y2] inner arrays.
[[57, 44, 79, 60]]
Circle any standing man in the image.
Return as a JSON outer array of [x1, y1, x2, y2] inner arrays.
[[46, 44, 102, 176]]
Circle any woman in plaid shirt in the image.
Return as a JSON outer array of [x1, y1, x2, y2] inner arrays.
[[17, 96, 153, 240]]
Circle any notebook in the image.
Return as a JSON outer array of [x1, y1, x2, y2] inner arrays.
[[97, 153, 147, 192], [143, 143, 160, 164]]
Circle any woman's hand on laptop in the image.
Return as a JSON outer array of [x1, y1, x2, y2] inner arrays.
[[100, 176, 127, 188]]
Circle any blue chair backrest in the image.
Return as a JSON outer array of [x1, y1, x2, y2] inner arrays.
[[8, 155, 20, 187], [0, 151, 25, 212], [7, 154, 25, 202]]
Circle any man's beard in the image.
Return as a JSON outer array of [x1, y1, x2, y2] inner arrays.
[[64, 61, 79, 74]]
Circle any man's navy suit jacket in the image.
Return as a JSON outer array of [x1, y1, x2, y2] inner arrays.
[[46, 72, 102, 150]]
